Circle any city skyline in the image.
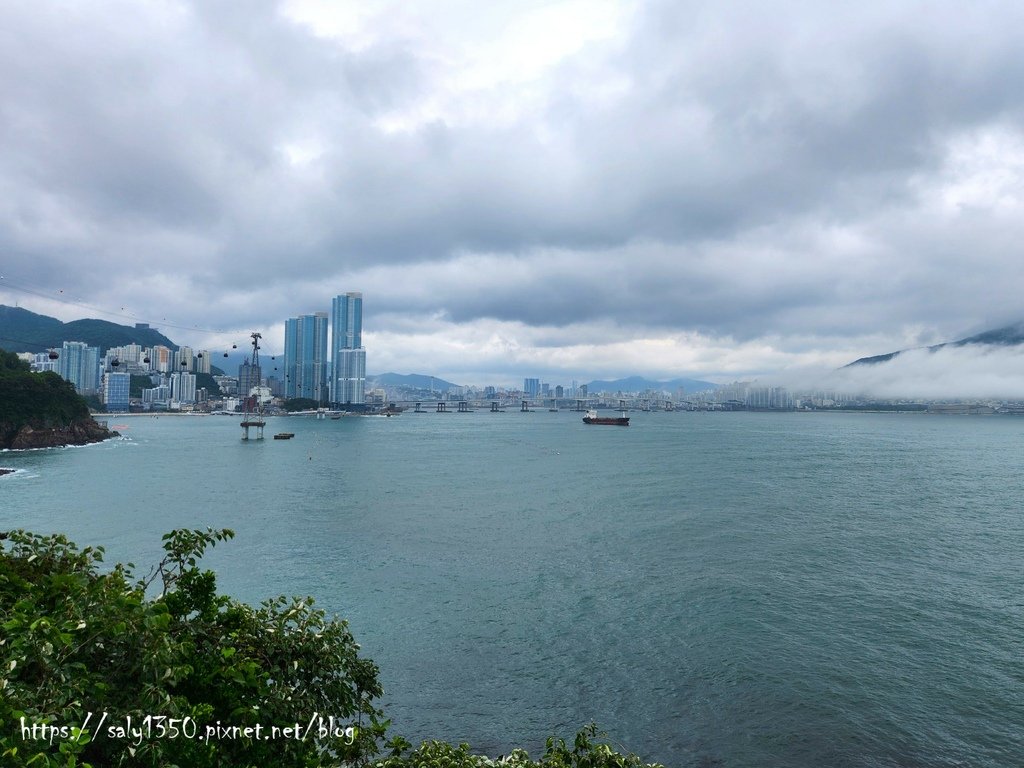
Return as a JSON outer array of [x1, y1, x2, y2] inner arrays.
[[7, 296, 1024, 398], [3, 3, 1024, 395]]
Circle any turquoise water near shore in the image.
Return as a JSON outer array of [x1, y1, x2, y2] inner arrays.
[[3, 411, 1023, 767]]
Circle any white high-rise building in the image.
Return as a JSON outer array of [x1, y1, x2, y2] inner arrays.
[[175, 346, 194, 372], [151, 345, 172, 373], [333, 348, 366, 405], [30, 352, 58, 373], [171, 371, 196, 403], [106, 343, 143, 365], [142, 385, 171, 405], [195, 350, 211, 374]]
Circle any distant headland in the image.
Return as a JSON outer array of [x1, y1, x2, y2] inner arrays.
[[0, 348, 117, 450]]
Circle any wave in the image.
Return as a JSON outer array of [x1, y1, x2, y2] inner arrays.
[[0, 435, 130, 454], [0, 467, 37, 480]]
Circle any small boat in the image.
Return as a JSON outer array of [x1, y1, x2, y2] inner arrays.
[[582, 409, 629, 426], [273, 432, 295, 440]]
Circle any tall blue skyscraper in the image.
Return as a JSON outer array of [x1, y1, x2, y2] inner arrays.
[[284, 311, 328, 402], [332, 292, 362, 349], [284, 318, 299, 398], [331, 292, 366, 406]]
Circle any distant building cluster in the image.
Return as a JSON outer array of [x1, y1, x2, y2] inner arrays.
[[16, 293, 368, 414], [23, 339, 214, 413], [16, 299, 1024, 417]]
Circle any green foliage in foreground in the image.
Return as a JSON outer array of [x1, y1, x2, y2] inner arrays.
[[0, 528, 663, 768], [378, 725, 664, 768], [0, 528, 384, 767]]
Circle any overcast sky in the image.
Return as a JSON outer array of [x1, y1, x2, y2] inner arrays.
[[2, 1, 1024, 391]]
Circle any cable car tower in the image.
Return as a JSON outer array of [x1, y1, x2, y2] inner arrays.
[[240, 332, 265, 441]]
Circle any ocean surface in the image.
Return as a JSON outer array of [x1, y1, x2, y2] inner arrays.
[[2, 410, 1023, 767]]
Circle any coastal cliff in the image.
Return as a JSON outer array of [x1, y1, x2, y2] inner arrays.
[[0, 348, 116, 450], [0, 418, 116, 450]]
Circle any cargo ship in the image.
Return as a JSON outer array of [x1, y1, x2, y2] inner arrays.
[[582, 409, 630, 426]]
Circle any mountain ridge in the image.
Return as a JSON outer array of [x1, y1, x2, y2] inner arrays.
[[0, 305, 178, 354], [368, 372, 459, 392], [846, 321, 1024, 367], [585, 375, 718, 393]]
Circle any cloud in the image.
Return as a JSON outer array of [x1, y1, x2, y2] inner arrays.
[[777, 344, 1024, 400], [2, 1, 1024, 385]]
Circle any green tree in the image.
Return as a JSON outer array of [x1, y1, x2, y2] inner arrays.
[[375, 724, 664, 768], [128, 375, 152, 399], [0, 528, 385, 767], [282, 398, 321, 412], [0, 349, 94, 442]]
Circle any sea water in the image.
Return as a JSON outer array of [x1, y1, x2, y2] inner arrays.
[[3, 411, 1022, 767]]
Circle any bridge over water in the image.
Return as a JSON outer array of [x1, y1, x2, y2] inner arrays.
[[388, 398, 683, 413]]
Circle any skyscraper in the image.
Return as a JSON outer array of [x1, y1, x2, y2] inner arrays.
[[171, 371, 196, 404], [103, 371, 131, 412], [238, 361, 261, 397], [150, 345, 172, 373], [58, 342, 100, 394], [175, 346, 194, 372], [284, 312, 329, 402], [195, 350, 211, 374], [330, 292, 366, 406], [30, 352, 58, 373], [332, 292, 362, 349], [284, 319, 297, 397], [332, 349, 366, 405]]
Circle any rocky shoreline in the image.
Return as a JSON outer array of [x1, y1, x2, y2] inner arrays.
[[0, 418, 118, 451]]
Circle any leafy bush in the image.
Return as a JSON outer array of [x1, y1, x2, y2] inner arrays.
[[0, 528, 384, 767], [376, 724, 663, 768]]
